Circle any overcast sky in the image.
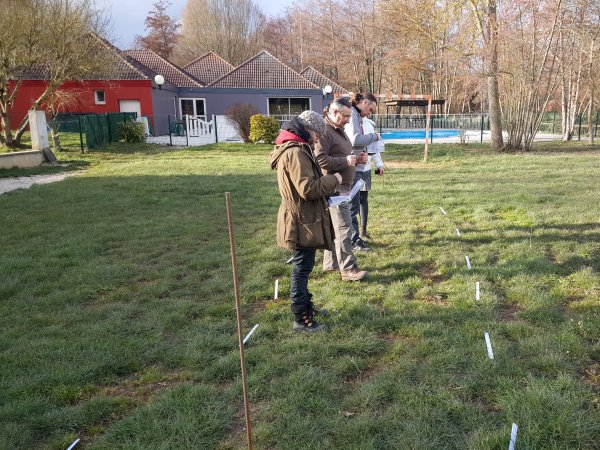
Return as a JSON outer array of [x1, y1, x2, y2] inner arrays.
[[100, 0, 294, 49]]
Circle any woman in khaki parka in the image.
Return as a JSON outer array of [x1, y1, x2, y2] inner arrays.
[[269, 110, 341, 332]]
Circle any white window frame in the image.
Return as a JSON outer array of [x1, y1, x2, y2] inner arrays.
[[179, 97, 207, 121], [94, 90, 106, 105], [266, 97, 312, 119]]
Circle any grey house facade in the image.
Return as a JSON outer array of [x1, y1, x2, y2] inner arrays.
[[125, 50, 342, 136]]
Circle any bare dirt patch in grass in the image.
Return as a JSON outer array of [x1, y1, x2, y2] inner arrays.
[[418, 264, 447, 284], [100, 371, 191, 403], [421, 293, 449, 306], [226, 401, 267, 447], [583, 364, 600, 409], [499, 303, 522, 322]]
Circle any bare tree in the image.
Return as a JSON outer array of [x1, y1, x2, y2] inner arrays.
[[0, 0, 46, 147], [225, 103, 259, 143], [578, 0, 600, 144], [1, 0, 113, 147], [175, 0, 266, 66], [134, 0, 181, 60], [501, 0, 562, 150]]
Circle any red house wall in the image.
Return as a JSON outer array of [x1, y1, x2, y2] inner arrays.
[[8, 80, 153, 128]]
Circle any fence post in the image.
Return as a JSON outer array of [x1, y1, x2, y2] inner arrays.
[[106, 114, 112, 144], [78, 116, 84, 153], [430, 116, 433, 144], [595, 111, 599, 139], [168, 115, 172, 146], [480, 114, 484, 143], [552, 111, 556, 134], [185, 115, 189, 146], [578, 113, 582, 141], [213, 114, 218, 144]]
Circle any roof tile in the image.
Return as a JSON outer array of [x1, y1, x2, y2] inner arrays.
[[208, 51, 318, 89], [13, 34, 148, 81], [182, 52, 234, 85], [125, 50, 204, 88], [300, 67, 349, 95]]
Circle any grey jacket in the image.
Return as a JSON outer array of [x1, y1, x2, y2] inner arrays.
[[344, 106, 379, 172]]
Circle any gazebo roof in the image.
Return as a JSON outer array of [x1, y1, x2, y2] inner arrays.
[[384, 99, 446, 107]]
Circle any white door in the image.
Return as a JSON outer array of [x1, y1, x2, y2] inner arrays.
[[119, 100, 141, 118]]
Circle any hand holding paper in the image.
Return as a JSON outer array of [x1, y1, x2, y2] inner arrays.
[[328, 179, 365, 207]]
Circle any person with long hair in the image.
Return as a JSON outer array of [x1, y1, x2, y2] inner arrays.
[[344, 93, 383, 251], [359, 116, 385, 238]]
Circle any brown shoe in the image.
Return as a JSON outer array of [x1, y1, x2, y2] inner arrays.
[[341, 266, 368, 281]]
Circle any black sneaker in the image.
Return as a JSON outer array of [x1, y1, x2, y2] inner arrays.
[[352, 238, 371, 252]]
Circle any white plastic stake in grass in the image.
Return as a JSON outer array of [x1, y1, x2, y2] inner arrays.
[[476, 282, 481, 300], [439, 207, 448, 215], [66, 439, 80, 450], [243, 324, 259, 345], [465, 255, 472, 270], [484, 332, 494, 360], [456, 228, 461, 237], [286, 256, 294, 264], [508, 423, 518, 450], [274, 279, 279, 299]]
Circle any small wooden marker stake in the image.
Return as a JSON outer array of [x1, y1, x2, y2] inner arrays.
[[465, 255, 472, 270], [66, 439, 80, 450], [508, 423, 518, 450], [476, 282, 481, 300], [274, 279, 279, 300], [225, 193, 253, 450], [439, 207, 448, 215], [484, 332, 494, 360]]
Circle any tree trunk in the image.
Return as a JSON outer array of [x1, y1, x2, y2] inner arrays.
[[487, 0, 504, 150], [0, 81, 18, 147], [588, 40, 595, 145], [50, 126, 63, 151], [0, 110, 16, 147]]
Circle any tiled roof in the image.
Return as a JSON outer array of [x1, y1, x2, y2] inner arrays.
[[12, 34, 148, 81], [300, 67, 349, 95], [208, 51, 319, 89], [125, 50, 204, 88], [182, 52, 234, 85]]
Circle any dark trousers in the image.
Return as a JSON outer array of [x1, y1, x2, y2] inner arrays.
[[290, 248, 316, 316], [351, 171, 367, 243], [359, 190, 369, 236]]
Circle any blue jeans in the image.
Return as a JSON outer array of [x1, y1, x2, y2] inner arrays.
[[289, 248, 316, 315], [351, 171, 367, 243]]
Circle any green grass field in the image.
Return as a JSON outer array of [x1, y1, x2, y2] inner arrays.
[[1, 141, 599, 449]]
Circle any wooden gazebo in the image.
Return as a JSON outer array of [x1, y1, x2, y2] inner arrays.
[[384, 98, 446, 115]]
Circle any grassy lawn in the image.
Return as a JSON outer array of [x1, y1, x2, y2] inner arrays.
[[0, 141, 599, 449]]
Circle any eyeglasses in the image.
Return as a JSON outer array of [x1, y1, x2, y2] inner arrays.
[[337, 111, 352, 119]]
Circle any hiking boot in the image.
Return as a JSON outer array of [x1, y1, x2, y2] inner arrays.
[[310, 307, 329, 317], [293, 315, 326, 333], [341, 266, 368, 281], [352, 238, 371, 252]]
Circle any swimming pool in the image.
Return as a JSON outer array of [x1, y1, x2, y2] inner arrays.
[[382, 129, 460, 140]]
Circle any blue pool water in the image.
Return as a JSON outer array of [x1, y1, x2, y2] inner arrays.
[[382, 129, 460, 140]]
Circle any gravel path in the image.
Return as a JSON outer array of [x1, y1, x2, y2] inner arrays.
[[0, 172, 80, 195]]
